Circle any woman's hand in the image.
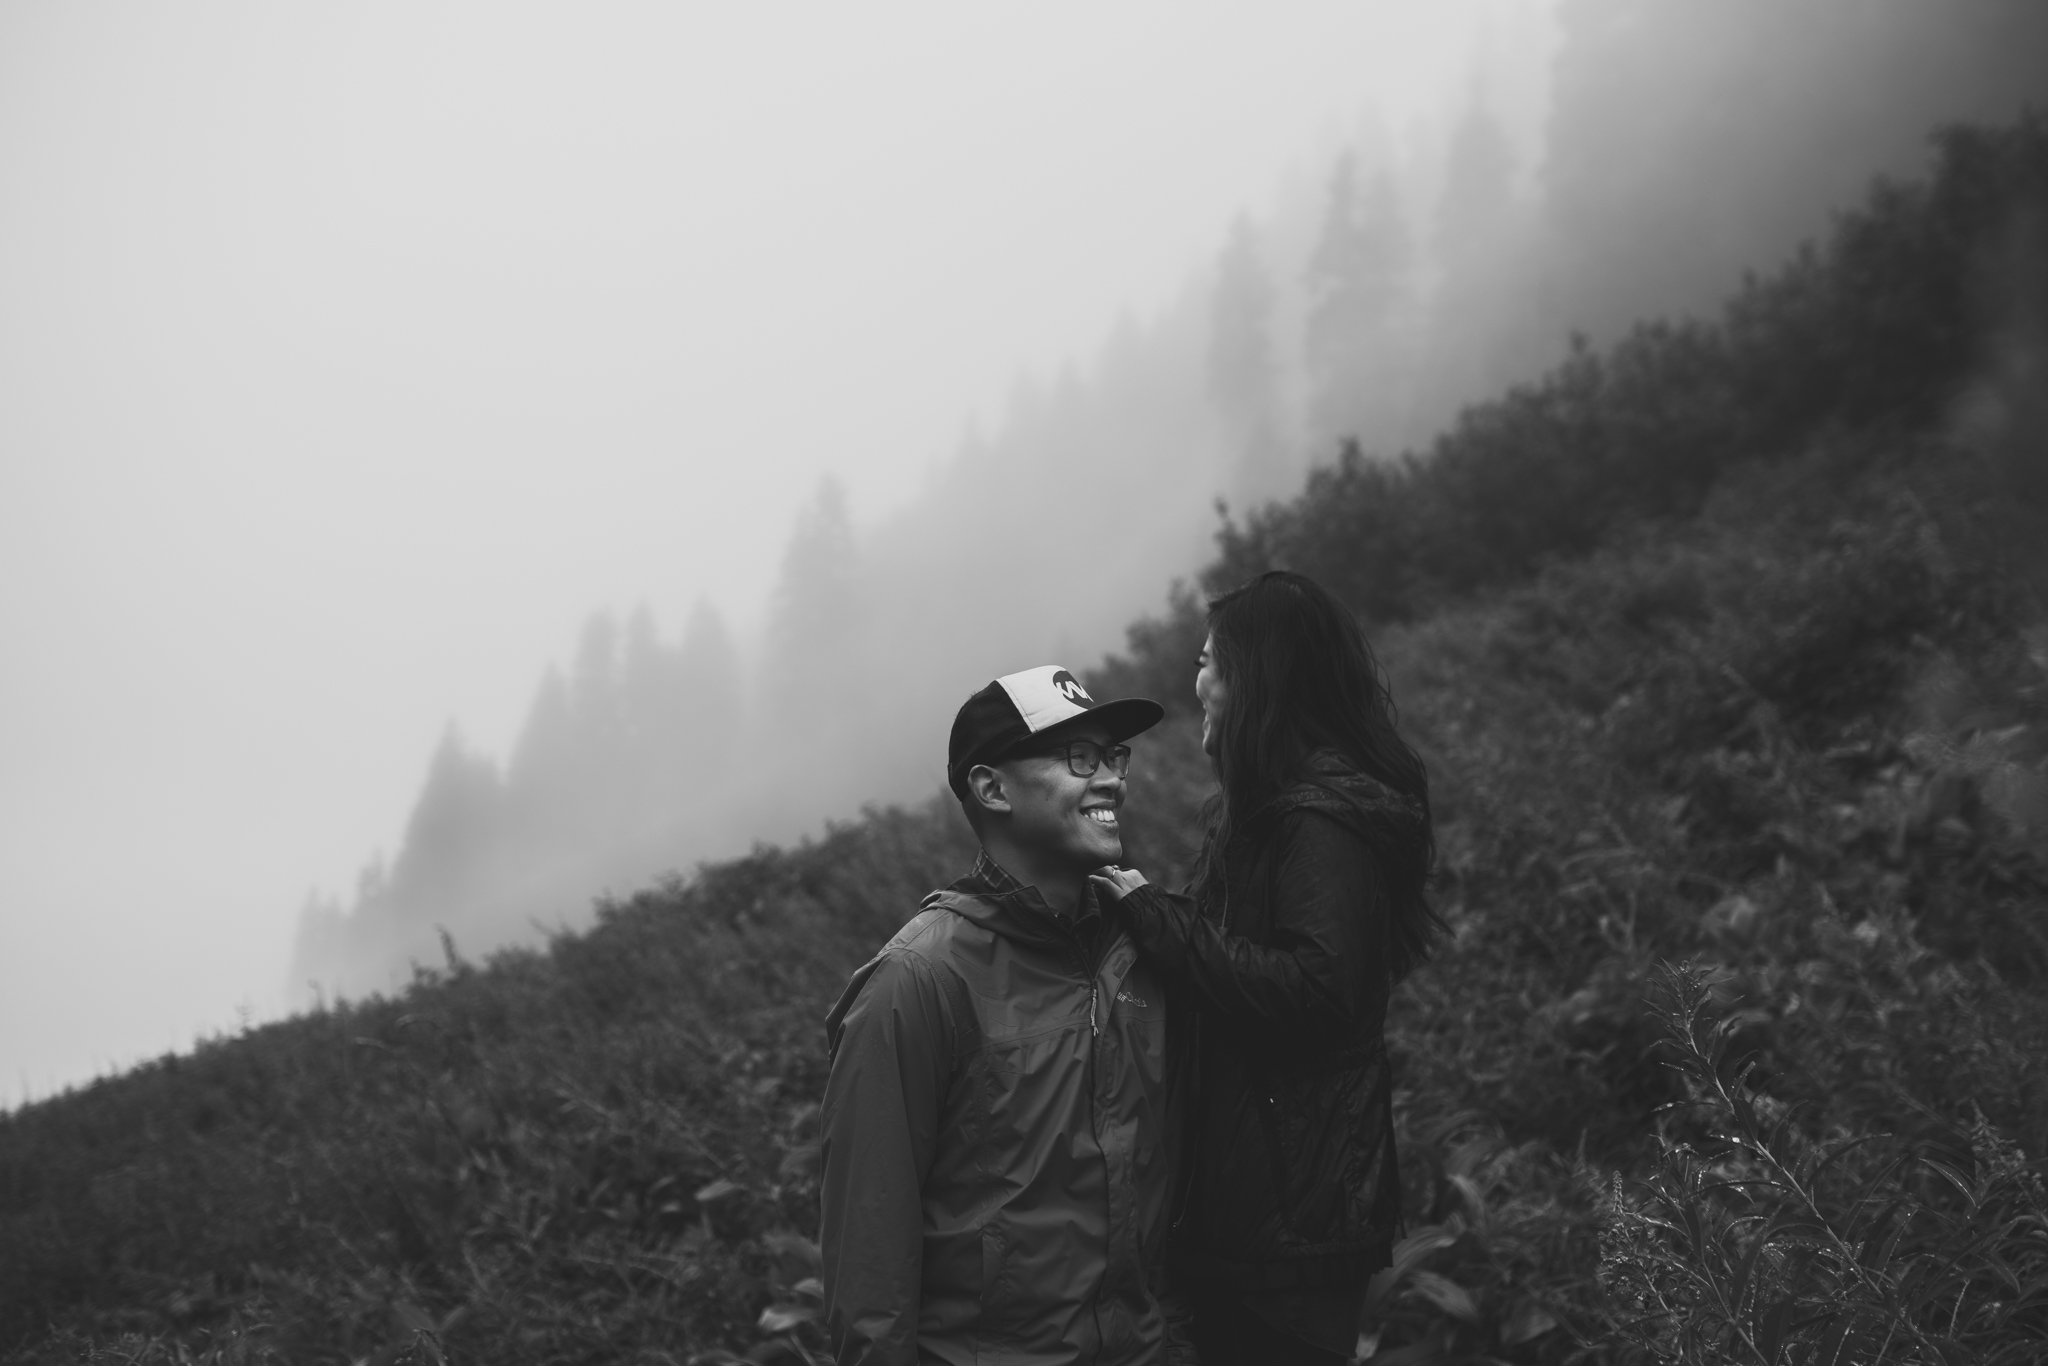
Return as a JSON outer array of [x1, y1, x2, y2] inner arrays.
[[1089, 865, 1150, 902]]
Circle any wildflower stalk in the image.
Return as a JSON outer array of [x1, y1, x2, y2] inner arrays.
[[1599, 961, 2048, 1365]]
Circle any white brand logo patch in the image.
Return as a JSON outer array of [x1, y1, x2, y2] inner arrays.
[[1116, 990, 1148, 1008], [994, 664, 1096, 734]]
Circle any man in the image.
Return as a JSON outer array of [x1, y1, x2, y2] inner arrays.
[[819, 665, 1178, 1365]]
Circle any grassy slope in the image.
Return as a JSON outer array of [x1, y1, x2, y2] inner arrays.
[[5, 120, 2047, 1365]]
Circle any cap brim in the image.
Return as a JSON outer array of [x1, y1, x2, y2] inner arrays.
[[1034, 696, 1165, 746]]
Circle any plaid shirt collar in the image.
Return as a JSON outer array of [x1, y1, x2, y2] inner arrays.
[[968, 848, 1027, 896], [964, 848, 1101, 921]]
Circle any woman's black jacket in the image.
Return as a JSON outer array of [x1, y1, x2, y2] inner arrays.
[[1116, 753, 1420, 1293]]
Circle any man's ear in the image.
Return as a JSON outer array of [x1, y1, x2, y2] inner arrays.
[[966, 764, 1012, 822]]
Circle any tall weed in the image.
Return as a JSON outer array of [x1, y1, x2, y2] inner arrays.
[[1601, 963, 2048, 1364]]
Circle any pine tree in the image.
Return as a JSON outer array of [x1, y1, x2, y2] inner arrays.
[[1207, 216, 1287, 495], [755, 478, 867, 814], [1304, 152, 1418, 456]]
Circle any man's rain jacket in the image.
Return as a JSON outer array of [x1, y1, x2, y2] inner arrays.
[[819, 853, 1180, 1366]]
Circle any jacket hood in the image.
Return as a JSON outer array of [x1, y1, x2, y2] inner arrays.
[[1242, 749, 1426, 845], [929, 871, 1107, 953]]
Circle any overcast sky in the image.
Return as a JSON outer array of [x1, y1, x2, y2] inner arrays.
[[0, 3, 1534, 1105]]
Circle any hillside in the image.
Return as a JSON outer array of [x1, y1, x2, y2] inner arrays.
[[5, 118, 2047, 1365], [289, 0, 2048, 1005]]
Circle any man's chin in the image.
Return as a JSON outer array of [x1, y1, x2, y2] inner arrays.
[[1064, 834, 1122, 871]]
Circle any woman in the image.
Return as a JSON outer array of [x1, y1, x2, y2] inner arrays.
[[1092, 570, 1441, 1366]]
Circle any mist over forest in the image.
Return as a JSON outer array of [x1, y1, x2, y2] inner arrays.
[[291, 0, 2048, 1002]]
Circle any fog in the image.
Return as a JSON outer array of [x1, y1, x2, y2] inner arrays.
[[5, 2, 2046, 1105]]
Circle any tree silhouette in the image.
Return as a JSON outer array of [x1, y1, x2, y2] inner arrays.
[[1207, 216, 1287, 494], [1305, 153, 1418, 455]]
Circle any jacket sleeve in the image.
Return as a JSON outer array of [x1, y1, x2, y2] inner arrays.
[[1118, 808, 1388, 1045], [819, 950, 955, 1366]]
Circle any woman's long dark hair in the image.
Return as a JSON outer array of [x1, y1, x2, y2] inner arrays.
[[1199, 570, 1443, 981]]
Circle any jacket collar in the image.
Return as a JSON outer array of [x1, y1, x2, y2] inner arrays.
[[929, 850, 1104, 949]]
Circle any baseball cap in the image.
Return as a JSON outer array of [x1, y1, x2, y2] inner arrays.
[[947, 665, 1164, 798]]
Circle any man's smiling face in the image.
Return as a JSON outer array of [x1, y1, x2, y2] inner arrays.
[[990, 721, 1125, 875]]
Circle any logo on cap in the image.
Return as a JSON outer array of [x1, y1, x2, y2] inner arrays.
[[993, 664, 1102, 736]]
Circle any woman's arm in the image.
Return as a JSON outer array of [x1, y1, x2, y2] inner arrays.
[[1108, 809, 1388, 1043]]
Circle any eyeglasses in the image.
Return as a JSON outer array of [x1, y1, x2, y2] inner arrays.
[[1021, 738, 1131, 779]]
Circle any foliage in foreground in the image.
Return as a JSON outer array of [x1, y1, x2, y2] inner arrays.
[[1603, 964, 2048, 1364]]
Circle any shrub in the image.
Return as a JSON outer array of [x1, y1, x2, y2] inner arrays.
[[1601, 963, 2048, 1365], [1182, 116, 2048, 625]]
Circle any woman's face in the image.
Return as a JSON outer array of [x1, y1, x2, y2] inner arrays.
[[1195, 632, 1229, 758]]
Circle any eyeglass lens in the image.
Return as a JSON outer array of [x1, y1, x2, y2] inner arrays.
[[1065, 741, 1131, 778]]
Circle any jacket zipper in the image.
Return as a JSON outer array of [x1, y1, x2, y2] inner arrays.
[[1077, 931, 1108, 1348]]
